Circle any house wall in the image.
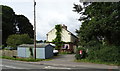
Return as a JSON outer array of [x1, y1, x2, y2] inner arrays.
[[47, 29, 56, 42], [47, 26, 78, 53], [61, 29, 71, 42], [47, 28, 71, 42]]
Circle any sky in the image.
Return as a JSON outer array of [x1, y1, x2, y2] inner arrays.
[[0, 0, 82, 40]]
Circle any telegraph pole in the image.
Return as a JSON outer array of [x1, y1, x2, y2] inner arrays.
[[34, 0, 36, 59]]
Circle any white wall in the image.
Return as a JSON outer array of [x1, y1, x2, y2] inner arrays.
[[47, 28, 71, 42], [61, 28, 71, 42], [47, 29, 56, 42]]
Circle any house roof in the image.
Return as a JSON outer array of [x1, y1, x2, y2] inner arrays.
[[63, 28, 78, 39]]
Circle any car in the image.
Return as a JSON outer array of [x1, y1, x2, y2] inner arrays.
[[53, 49, 59, 56]]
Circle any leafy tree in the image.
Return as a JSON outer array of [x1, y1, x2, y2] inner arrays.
[[1, 5, 34, 46], [1, 5, 16, 46], [73, 2, 120, 63], [43, 40, 46, 43], [15, 15, 34, 38], [6, 34, 33, 49], [36, 40, 43, 43], [73, 2, 120, 46]]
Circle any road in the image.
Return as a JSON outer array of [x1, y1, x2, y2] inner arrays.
[[1, 59, 90, 69], [1, 54, 120, 71]]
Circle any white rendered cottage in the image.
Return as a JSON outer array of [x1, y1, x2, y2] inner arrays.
[[46, 24, 78, 53]]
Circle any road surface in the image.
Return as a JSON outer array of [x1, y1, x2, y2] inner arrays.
[[1, 54, 120, 71], [1, 59, 92, 69]]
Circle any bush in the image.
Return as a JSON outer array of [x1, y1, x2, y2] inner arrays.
[[87, 45, 120, 63], [75, 47, 87, 60], [6, 34, 33, 48]]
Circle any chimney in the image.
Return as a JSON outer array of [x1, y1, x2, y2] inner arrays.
[[62, 24, 67, 30]]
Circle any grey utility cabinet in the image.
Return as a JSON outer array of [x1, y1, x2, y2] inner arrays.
[[17, 43, 54, 59]]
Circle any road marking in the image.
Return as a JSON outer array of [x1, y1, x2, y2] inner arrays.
[[1, 65, 22, 69], [44, 66, 71, 69]]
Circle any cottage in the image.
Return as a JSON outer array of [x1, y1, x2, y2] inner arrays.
[[46, 24, 78, 53], [17, 43, 54, 59]]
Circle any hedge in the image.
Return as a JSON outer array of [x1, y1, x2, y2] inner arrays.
[[87, 45, 120, 63], [75, 47, 87, 60]]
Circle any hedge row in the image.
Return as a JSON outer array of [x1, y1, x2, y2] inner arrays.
[[75, 45, 120, 63]]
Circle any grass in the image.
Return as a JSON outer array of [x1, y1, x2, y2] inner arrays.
[[0, 56, 52, 62], [59, 51, 73, 54], [75, 59, 120, 66]]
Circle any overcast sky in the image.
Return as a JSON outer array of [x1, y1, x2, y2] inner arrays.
[[1, 0, 82, 40]]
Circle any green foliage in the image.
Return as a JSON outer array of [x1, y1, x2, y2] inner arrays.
[[1, 5, 34, 46], [15, 15, 34, 38], [60, 51, 73, 54], [36, 40, 43, 43], [73, 2, 120, 46], [73, 2, 120, 64], [87, 45, 120, 63], [75, 47, 86, 60], [1, 5, 16, 46], [6, 34, 33, 48], [29, 47, 33, 58], [52, 24, 63, 50]]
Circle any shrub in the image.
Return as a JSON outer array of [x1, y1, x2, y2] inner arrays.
[[6, 34, 33, 48], [87, 45, 120, 63], [99, 46, 120, 63], [75, 47, 87, 60]]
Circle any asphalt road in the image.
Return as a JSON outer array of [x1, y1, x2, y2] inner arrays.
[[1, 54, 120, 71], [1, 59, 90, 69]]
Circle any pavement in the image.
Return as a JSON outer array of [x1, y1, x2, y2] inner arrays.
[[28, 54, 119, 70]]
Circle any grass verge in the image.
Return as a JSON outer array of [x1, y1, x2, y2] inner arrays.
[[75, 59, 120, 66], [0, 56, 52, 62], [59, 51, 74, 54]]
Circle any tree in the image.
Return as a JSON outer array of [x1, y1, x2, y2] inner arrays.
[[1, 5, 16, 46], [73, 2, 120, 46], [73, 3, 120, 63], [15, 15, 34, 38], [6, 34, 33, 49], [1, 5, 34, 46], [36, 40, 43, 43]]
